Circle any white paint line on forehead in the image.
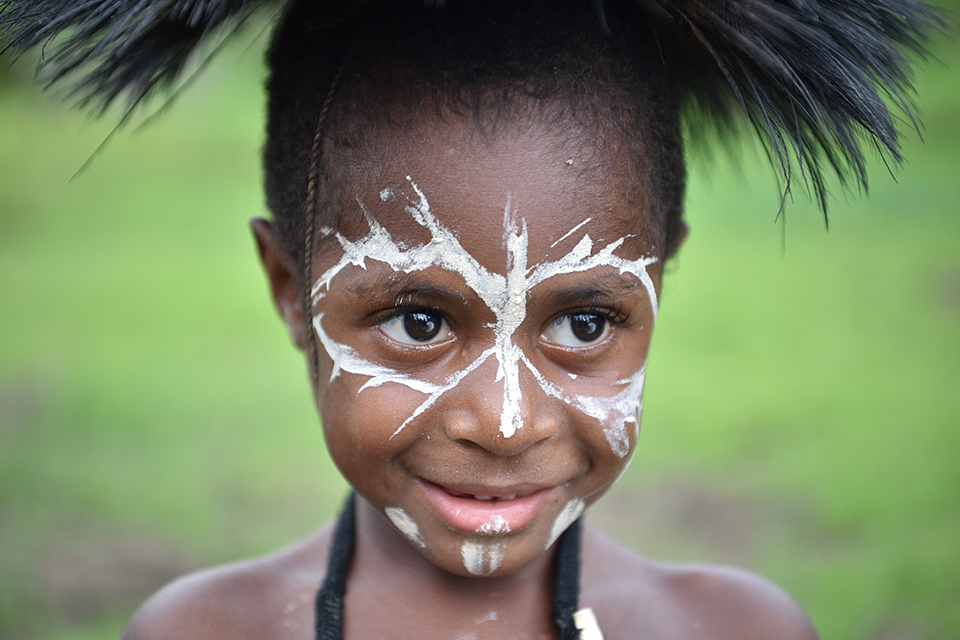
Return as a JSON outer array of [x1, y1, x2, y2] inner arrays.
[[549, 217, 592, 248], [310, 177, 658, 451], [461, 539, 507, 576], [385, 507, 426, 548], [546, 498, 586, 550]]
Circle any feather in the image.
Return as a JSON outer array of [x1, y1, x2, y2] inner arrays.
[[640, 0, 945, 210], [0, 0, 944, 214], [0, 0, 282, 112]]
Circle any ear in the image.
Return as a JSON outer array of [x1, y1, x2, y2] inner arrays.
[[251, 217, 307, 351]]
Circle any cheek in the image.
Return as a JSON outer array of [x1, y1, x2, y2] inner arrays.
[[318, 375, 429, 461]]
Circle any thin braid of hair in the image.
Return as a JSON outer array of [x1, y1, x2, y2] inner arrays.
[[303, 57, 349, 389], [552, 517, 583, 640]]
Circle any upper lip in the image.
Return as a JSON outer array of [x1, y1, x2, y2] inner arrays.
[[418, 478, 557, 499]]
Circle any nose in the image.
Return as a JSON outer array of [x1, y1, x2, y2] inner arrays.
[[443, 356, 559, 456]]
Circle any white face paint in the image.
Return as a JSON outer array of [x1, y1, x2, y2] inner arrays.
[[476, 514, 511, 535], [545, 498, 586, 550], [310, 177, 658, 456], [461, 539, 507, 576], [384, 506, 426, 548], [476, 611, 498, 624]]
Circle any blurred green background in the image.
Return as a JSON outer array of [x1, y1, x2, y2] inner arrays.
[[1, 15, 958, 640]]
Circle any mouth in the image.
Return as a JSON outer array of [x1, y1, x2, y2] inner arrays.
[[443, 487, 529, 502], [417, 479, 560, 534]]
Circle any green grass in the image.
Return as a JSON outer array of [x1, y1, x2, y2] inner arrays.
[[1, 25, 958, 640]]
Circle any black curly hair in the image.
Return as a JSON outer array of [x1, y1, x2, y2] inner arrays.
[[263, 0, 687, 295]]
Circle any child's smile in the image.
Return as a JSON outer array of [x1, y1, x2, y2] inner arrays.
[[307, 118, 661, 577]]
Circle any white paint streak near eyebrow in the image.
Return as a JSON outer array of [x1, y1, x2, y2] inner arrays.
[[546, 498, 586, 549], [309, 177, 659, 449], [549, 217, 592, 248], [385, 506, 426, 548], [526, 233, 659, 320]]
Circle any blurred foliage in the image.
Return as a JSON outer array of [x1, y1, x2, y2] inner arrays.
[[1, 16, 958, 640]]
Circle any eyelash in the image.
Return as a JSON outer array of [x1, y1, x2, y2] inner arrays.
[[559, 304, 630, 327], [541, 304, 630, 346]]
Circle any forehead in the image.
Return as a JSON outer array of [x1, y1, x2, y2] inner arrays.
[[326, 115, 656, 268]]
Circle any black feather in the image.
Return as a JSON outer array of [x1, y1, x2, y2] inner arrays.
[[0, 0, 945, 215], [640, 0, 945, 211], [0, 0, 281, 112]]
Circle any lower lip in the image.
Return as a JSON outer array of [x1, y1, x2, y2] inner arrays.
[[418, 480, 560, 533]]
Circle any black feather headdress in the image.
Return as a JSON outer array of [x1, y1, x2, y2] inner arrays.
[[0, 0, 944, 213], [0, 0, 283, 111]]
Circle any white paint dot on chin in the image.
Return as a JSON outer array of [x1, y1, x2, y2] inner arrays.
[[384, 506, 426, 548]]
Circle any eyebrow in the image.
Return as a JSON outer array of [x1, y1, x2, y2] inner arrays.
[[347, 271, 470, 307], [537, 274, 645, 308]]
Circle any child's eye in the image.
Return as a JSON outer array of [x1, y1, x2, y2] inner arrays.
[[542, 313, 612, 347], [379, 311, 452, 345]]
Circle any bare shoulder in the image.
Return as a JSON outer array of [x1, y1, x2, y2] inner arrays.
[[120, 526, 332, 640], [580, 524, 818, 640]]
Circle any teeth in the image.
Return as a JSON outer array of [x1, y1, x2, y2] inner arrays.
[[471, 493, 518, 501]]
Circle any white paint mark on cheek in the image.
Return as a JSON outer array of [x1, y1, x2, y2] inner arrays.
[[546, 498, 585, 550], [461, 539, 507, 575], [521, 352, 646, 458], [476, 514, 511, 535], [379, 188, 393, 202], [568, 373, 578, 380], [384, 507, 426, 548], [573, 368, 646, 459]]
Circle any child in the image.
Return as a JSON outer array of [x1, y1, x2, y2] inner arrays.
[[2, 1, 941, 638]]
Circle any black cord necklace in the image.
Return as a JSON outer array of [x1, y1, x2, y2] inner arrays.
[[314, 492, 584, 640]]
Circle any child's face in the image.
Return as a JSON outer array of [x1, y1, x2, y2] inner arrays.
[[306, 116, 660, 577]]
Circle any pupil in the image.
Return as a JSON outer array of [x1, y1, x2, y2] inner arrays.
[[570, 314, 605, 342], [404, 312, 440, 341]]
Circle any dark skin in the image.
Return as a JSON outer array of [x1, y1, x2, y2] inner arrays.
[[121, 115, 818, 640]]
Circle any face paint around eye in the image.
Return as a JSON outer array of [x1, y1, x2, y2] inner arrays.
[[379, 310, 452, 345], [542, 313, 612, 347]]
